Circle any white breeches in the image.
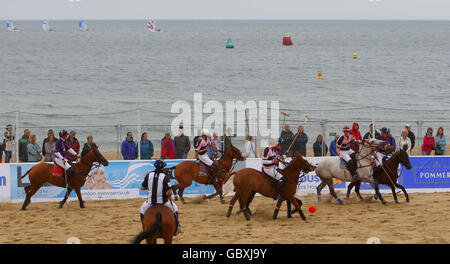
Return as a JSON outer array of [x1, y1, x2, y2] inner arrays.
[[199, 153, 213, 166], [140, 200, 178, 215], [263, 167, 283, 181], [55, 157, 71, 170], [339, 149, 355, 163], [375, 152, 385, 167]]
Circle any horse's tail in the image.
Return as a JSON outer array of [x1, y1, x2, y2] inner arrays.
[[21, 168, 32, 179], [132, 213, 162, 244]]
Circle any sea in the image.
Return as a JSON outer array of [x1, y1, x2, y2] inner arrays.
[[1, 20, 449, 151]]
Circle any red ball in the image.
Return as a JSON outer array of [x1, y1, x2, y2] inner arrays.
[[308, 205, 316, 213]]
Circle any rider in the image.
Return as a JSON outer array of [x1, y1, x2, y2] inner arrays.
[[372, 127, 395, 179], [53, 130, 78, 187], [262, 137, 286, 200], [336, 126, 359, 182], [195, 129, 221, 182], [140, 159, 180, 236]]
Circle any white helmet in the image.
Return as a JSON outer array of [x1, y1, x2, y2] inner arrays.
[[201, 129, 211, 137]]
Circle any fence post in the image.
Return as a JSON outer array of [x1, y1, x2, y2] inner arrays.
[[417, 120, 422, 154], [137, 110, 141, 160], [116, 124, 120, 160], [15, 111, 19, 163], [322, 120, 327, 156]]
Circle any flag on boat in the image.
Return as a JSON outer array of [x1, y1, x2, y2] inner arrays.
[[79, 20, 88, 31]]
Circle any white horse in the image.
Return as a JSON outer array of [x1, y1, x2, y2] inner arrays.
[[315, 139, 383, 204]]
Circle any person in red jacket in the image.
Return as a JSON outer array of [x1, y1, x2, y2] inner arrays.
[[65, 130, 80, 161], [421, 127, 435, 155], [350, 122, 362, 141], [161, 132, 176, 159]]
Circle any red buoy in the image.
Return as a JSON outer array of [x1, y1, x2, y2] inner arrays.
[[283, 35, 293, 46]]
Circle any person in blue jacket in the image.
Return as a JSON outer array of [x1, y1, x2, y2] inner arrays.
[[139, 132, 154, 160], [330, 134, 339, 156], [121, 132, 137, 160]]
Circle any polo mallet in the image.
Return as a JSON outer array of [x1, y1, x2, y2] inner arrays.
[[281, 112, 290, 127], [286, 114, 311, 154]]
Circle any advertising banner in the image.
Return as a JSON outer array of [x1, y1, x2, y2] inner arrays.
[[0, 164, 10, 199]]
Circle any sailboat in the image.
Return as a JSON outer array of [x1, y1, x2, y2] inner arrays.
[[6, 20, 19, 31], [79, 20, 88, 32], [42, 20, 50, 32], [147, 20, 161, 32], [226, 36, 234, 49]]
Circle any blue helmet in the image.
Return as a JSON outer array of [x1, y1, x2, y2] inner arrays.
[[154, 159, 166, 170], [380, 127, 389, 134]]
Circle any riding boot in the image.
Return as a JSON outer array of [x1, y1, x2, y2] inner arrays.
[[346, 159, 359, 182], [273, 177, 287, 200], [140, 213, 144, 223], [173, 212, 181, 236], [209, 163, 218, 183], [66, 167, 75, 188], [373, 166, 381, 180]]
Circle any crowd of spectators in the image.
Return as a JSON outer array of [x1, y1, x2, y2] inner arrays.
[[0, 122, 447, 163]]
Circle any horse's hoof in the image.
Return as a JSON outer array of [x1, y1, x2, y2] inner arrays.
[[226, 206, 233, 218], [59, 203, 64, 209], [236, 210, 242, 215], [80, 201, 85, 208], [220, 199, 226, 204], [174, 196, 179, 201], [382, 201, 387, 205], [299, 210, 306, 221], [244, 213, 251, 221], [337, 198, 344, 205]]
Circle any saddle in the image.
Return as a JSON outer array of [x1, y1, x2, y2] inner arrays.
[[261, 168, 281, 189], [339, 153, 359, 169], [52, 164, 64, 177], [198, 160, 219, 177]]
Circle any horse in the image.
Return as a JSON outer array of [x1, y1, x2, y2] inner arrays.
[[169, 144, 244, 204], [226, 152, 316, 221], [132, 205, 176, 244], [346, 149, 412, 204], [315, 139, 382, 205], [20, 147, 109, 210]]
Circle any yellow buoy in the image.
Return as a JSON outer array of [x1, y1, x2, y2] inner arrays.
[[353, 53, 358, 59], [317, 73, 323, 79]]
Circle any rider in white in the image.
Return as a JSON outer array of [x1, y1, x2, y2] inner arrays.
[[262, 138, 286, 199], [195, 129, 220, 180], [53, 130, 78, 186], [336, 126, 359, 182], [140, 159, 180, 235]]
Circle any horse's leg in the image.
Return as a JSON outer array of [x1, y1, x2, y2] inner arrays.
[[245, 191, 256, 215], [171, 184, 179, 201], [226, 193, 239, 218], [287, 196, 306, 221], [74, 187, 85, 208], [287, 199, 292, 218], [390, 184, 399, 204], [21, 184, 42, 210], [273, 198, 284, 220], [354, 182, 364, 201], [395, 183, 409, 202], [316, 180, 327, 202], [372, 183, 386, 205], [238, 191, 251, 220], [178, 188, 186, 204], [327, 180, 343, 205], [59, 187, 73, 208], [346, 182, 355, 199]]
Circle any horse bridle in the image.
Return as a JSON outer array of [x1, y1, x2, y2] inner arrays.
[[72, 149, 105, 178]]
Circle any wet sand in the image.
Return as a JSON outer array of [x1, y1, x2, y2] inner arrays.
[[1, 192, 449, 244]]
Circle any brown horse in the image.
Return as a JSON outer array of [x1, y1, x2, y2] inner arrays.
[[20, 147, 109, 210], [346, 149, 412, 204], [170, 144, 244, 203], [132, 205, 176, 244], [226, 152, 316, 221]]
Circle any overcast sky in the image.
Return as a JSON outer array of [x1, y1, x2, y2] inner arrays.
[[1, 0, 449, 20]]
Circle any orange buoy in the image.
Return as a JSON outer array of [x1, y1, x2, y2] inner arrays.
[[283, 35, 293, 46]]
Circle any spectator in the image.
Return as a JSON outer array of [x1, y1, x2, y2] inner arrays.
[[19, 129, 30, 162], [405, 124, 416, 150], [387, 129, 396, 152], [161, 132, 176, 159], [121, 132, 137, 160], [66, 131, 80, 161], [280, 124, 294, 156], [363, 124, 381, 140], [139, 132, 154, 160], [313, 134, 328, 157], [435, 127, 446, 156], [207, 132, 219, 160], [292, 126, 308, 156], [174, 125, 190, 159], [329, 134, 339, 156], [244, 134, 256, 158], [421, 127, 435, 155], [41, 129, 55, 159], [398, 130, 412, 156], [3, 124, 14, 163], [27, 135, 41, 162], [350, 122, 362, 141], [81, 135, 98, 158], [43, 131, 56, 162]]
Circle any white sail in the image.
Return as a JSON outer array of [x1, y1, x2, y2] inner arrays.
[[42, 20, 50, 32], [79, 20, 88, 32], [7, 20, 19, 31]]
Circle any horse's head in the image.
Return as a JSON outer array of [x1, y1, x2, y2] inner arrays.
[[226, 143, 245, 161], [290, 151, 316, 173], [398, 149, 412, 170], [87, 146, 109, 167]]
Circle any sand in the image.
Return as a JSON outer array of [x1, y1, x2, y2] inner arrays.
[[1, 192, 449, 244]]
